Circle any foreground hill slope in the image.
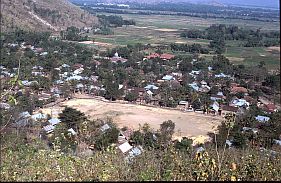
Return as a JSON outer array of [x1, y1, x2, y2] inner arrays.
[[1, 0, 99, 32]]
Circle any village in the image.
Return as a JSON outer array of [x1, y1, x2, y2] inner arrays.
[[1, 30, 281, 160]]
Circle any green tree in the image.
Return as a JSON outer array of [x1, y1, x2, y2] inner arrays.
[[125, 92, 138, 102], [232, 132, 247, 148], [130, 130, 144, 145], [61, 82, 72, 99], [59, 107, 87, 132], [95, 127, 120, 151], [159, 120, 175, 146], [179, 58, 193, 72], [174, 137, 193, 152]]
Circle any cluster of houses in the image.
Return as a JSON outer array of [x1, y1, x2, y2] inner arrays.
[[1, 39, 280, 156], [2, 42, 278, 119], [99, 123, 143, 162]]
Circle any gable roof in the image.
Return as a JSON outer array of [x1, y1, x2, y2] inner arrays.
[[48, 118, 61, 126], [146, 53, 175, 60], [210, 101, 220, 112], [264, 103, 277, 112], [118, 142, 133, 153], [66, 75, 84, 81], [255, 115, 270, 123], [221, 105, 238, 112], [215, 73, 231, 78], [189, 82, 199, 91], [100, 124, 111, 132], [162, 75, 174, 81], [19, 111, 31, 119], [68, 128, 77, 135], [31, 113, 47, 121], [43, 125, 55, 133], [110, 57, 128, 63], [128, 147, 142, 157], [146, 53, 160, 59], [160, 53, 175, 60], [144, 84, 159, 90], [231, 86, 248, 94], [231, 99, 249, 107]]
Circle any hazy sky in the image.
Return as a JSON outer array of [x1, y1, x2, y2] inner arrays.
[[215, 0, 279, 8]]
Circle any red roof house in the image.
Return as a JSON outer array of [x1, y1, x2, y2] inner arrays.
[[264, 103, 277, 113], [160, 53, 175, 60], [73, 64, 84, 69], [146, 53, 175, 60], [146, 53, 161, 59], [231, 86, 248, 94]]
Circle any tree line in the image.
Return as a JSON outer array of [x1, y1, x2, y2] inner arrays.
[[180, 24, 280, 48]]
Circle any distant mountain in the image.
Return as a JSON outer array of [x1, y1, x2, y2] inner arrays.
[[1, 0, 99, 32], [217, 0, 279, 9], [73, 0, 279, 9]]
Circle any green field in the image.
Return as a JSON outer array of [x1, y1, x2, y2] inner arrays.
[[87, 12, 280, 46], [224, 47, 280, 69], [83, 12, 280, 69], [102, 13, 280, 31]]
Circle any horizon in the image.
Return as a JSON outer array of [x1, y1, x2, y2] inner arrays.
[[70, 0, 280, 9]]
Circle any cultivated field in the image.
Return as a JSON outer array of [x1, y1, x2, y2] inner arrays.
[[224, 46, 280, 70], [85, 13, 280, 47], [40, 97, 223, 144]]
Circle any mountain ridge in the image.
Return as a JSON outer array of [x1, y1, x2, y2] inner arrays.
[[1, 0, 99, 32], [72, 0, 279, 9]]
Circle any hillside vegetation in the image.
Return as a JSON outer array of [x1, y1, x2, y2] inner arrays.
[[0, 0, 99, 32]]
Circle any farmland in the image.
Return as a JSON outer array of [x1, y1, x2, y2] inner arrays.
[[79, 12, 280, 70], [85, 13, 280, 46], [224, 46, 280, 70]]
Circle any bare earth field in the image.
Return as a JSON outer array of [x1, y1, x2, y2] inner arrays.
[[40, 97, 223, 144], [78, 41, 113, 46]]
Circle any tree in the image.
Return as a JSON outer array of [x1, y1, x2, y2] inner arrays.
[[130, 130, 144, 145], [208, 86, 219, 95], [95, 127, 120, 151], [61, 83, 72, 99], [59, 107, 87, 132], [104, 81, 123, 101], [179, 59, 193, 72], [124, 92, 138, 102], [232, 132, 247, 148], [159, 120, 175, 145], [191, 98, 201, 110], [263, 74, 280, 91], [174, 137, 193, 152]]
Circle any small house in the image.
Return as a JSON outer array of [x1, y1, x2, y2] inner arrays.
[[31, 113, 47, 121], [68, 128, 77, 135], [118, 141, 133, 154], [48, 118, 61, 126], [189, 82, 199, 92], [162, 75, 174, 81], [100, 124, 111, 132], [255, 115, 270, 123], [144, 84, 159, 90], [43, 125, 55, 134]]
